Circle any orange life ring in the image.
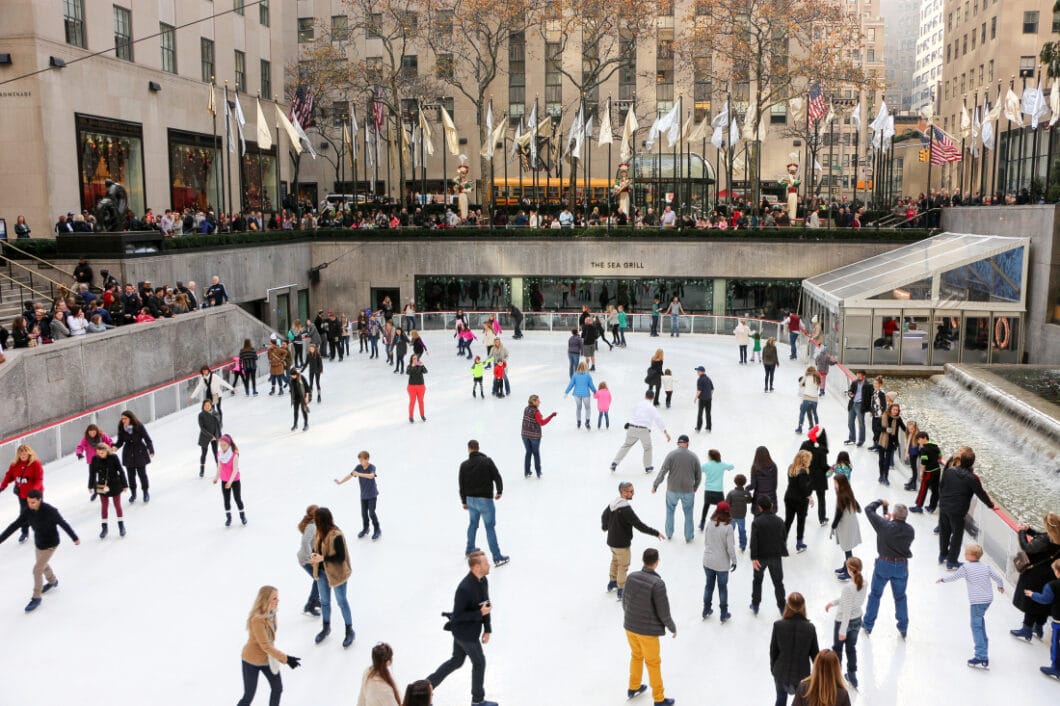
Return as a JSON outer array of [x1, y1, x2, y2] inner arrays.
[[993, 317, 1010, 350]]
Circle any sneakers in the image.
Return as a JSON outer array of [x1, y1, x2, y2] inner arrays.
[[606, 580, 618, 593], [24, 597, 42, 612], [967, 658, 989, 669], [627, 684, 648, 699], [494, 555, 510, 567], [41, 580, 58, 594]]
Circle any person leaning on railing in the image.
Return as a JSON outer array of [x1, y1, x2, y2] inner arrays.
[[1010, 513, 1060, 642]]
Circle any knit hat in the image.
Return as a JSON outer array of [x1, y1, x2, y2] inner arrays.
[[808, 425, 821, 443], [716, 501, 731, 513]]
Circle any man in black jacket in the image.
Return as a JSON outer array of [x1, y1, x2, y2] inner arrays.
[[845, 370, 869, 446], [509, 304, 524, 339], [602, 482, 665, 600], [750, 496, 789, 615], [0, 490, 80, 612], [427, 551, 497, 706], [459, 440, 509, 566], [938, 446, 994, 570]]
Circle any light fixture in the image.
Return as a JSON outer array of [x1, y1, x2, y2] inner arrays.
[[148, 81, 162, 92], [49, 56, 66, 68]]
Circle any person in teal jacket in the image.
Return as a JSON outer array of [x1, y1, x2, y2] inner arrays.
[[618, 306, 629, 347], [699, 449, 735, 531], [564, 362, 598, 429]]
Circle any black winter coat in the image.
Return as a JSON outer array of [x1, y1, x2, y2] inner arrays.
[[88, 455, 128, 497], [645, 359, 663, 386], [197, 409, 221, 447], [750, 511, 789, 560], [783, 471, 813, 503], [1013, 530, 1060, 616], [938, 464, 994, 515], [770, 615, 820, 687], [748, 463, 779, 510], [799, 440, 830, 491], [114, 424, 154, 467], [289, 376, 309, 407], [300, 352, 324, 375]]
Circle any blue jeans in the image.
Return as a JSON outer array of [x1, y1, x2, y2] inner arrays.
[[316, 575, 352, 625], [703, 566, 729, 613], [575, 396, 591, 423], [651, 314, 660, 336], [522, 437, 541, 476], [568, 352, 580, 378], [847, 405, 866, 443], [465, 496, 503, 560], [404, 315, 416, 332], [789, 331, 798, 358], [970, 603, 990, 660], [669, 315, 680, 335], [302, 563, 320, 607], [832, 617, 861, 674], [665, 491, 695, 541], [597, 410, 610, 428], [862, 558, 909, 634], [733, 517, 747, 550], [619, 328, 627, 344], [797, 400, 818, 429]]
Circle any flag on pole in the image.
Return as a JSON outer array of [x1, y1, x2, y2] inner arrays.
[[208, 84, 216, 117], [1051, 80, 1060, 128], [688, 115, 709, 143], [480, 103, 494, 159], [343, 122, 352, 160], [350, 107, 358, 159], [233, 95, 247, 156], [729, 111, 740, 145], [822, 102, 836, 127], [922, 125, 961, 163], [807, 82, 827, 122], [598, 104, 613, 146], [255, 98, 272, 150], [619, 107, 638, 161], [1027, 79, 1048, 129], [418, 107, 434, 157], [526, 104, 538, 165], [439, 105, 460, 155], [292, 114, 317, 159], [276, 104, 301, 155], [645, 116, 660, 150], [224, 94, 235, 154], [788, 96, 805, 129], [971, 107, 981, 158], [882, 115, 895, 152], [960, 105, 971, 139], [372, 86, 385, 131], [289, 87, 314, 128], [851, 101, 862, 132], [365, 120, 374, 168], [565, 105, 585, 160], [741, 102, 758, 141], [483, 110, 506, 160], [656, 103, 680, 147], [410, 125, 418, 169], [509, 120, 522, 162], [584, 114, 593, 145], [1005, 88, 1024, 127]]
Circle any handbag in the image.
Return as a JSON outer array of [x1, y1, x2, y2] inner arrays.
[[1013, 550, 1032, 573], [95, 483, 110, 495]]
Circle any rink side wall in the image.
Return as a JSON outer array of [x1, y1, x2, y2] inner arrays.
[[0, 305, 274, 444]]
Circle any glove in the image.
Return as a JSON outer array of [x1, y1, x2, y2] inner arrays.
[[730, 562, 737, 573], [76, 454, 84, 461], [286, 655, 301, 669], [90, 492, 98, 501]]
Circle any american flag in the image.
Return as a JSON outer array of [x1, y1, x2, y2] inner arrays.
[[372, 86, 385, 131], [289, 87, 314, 128], [923, 125, 962, 164], [808, 82, 827, 123]]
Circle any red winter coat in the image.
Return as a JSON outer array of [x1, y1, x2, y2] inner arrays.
[[1, 459, 44, 499]]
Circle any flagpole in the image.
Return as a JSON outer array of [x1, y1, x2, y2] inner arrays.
[[980, 93, 988, 198], [586, 101, 593, 221], [852, 118, 860, 211], [1047, 95, 1056, 202], [1019, 74, 1028, 195], [224, 82, 234, 217], [273, 103, 280, 216], [726, 89, 732, 206], [363, 117, 369, 203], [827, 109, 835, 228], [502, 128, 509, 221], [606, 97, 612, 229], [211, 79, 224, 214], [926, 120, 934, 205], [351, 114, 358, 211], [1031, 69, 1042, 197], [533, 96, 540, 210], [545, 113, 551, 212], [630, 99, 637, 218], [386, 115, 393, 203]]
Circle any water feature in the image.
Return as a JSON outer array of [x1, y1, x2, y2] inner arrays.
[[988, 365, 1060, 406], [885, 372, 1060, 524]]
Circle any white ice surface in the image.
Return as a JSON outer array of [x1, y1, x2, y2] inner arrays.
[[1, 331, 1055, 706]]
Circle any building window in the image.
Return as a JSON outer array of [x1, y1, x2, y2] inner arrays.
[[113, 5, 133, 62], [365, 56, 383, 84], [368, 13, 383, 39], [619, 32, 637, 103], [259, 0, 270, 27], [201, 38, 215, 82], [656, 28, 675, 109], [867, 48, 875, 62], [298, 18, 314, 43], [331, 15, 349, 41], [693, 57, 711, 123], [1023, 11, 1039, 34], [331, 100, 349, 128], [545, 42, 562, 118], [234, 0, 244, 16], [990, 16, 996, 39], [658, 0, 673, 15], [1020, 56, 1036, 78], [160, 23, 176, 73], [1054, 10, 1060, 33], [436, 53, 454, 81], [770, 102, 787, 125], [235, 50, 246, 92], [508, 31, 525, 126], [260, 59, 271, 98], [436, 10, 454, 37], [64, 0, 86, 48], [401, 54, 418, 82]]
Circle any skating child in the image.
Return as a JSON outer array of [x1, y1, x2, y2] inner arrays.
[[751, 329, 762, 363], [334, 450, 381, 541], [594, 382, 612, 429], [469, 355, 492, 398], [661, 369, 674, 408], [725, 474, 753, 551], [831, 451, 853, 481], [936, 543, 1005, 669], [492, 358, 507, 398], [1024, 558, 1060, 680], [456, 323, 476, 359], [212, 435, 247, 527]]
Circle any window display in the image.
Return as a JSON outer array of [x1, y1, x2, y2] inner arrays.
[[76, 114, 145, 218]]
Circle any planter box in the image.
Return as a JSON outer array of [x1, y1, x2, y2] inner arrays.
[[56, 231, 165, 258]]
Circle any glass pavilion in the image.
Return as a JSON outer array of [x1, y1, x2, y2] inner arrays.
[[801, 233, 1030, 367]]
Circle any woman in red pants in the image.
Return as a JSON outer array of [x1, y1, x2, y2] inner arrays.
[[407, 354, 428, 423]]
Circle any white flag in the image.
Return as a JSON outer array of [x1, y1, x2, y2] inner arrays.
[[418, 108, 434, 157], [869, 101, 889, 132], [480, 103, 494, 159], [1051, 80, 1060, 128], [484, 113, 506, 161], [710, 126, 724, 150], [565, 105, 585, 160], [971, 107, 981, 158], [526, 104, 537, 165], [851, 101, 862, 132], [584, 114, 593, 143], [711, 101, 729, 129], [365, 121, 373, 168], [788, 97, 805, 130], [276, 104, 301, 155], [823, 102, 836, 127], [410, 125, 418, 169], [255, 98, 272, 150], [960, 105, 971, 139], [982, 120, 995, 151], [224, 95, 235, 154], [598, 105, 613, 147], [657, 103, 680, 147], [619, 108, 638, 161], [741, 102, 758, 142], [233, 94, 247, 156], [1030, 80, 1048, 129], [1005, 88, 1024, 127], [439, 105, 459, 155], [882, 115, 895, 152], [729, 112, 740, 145], [645, 116, 660, 150], [350, 107, 358, 159], [509, 120, 521, 162], [292, 113, 316, 159]]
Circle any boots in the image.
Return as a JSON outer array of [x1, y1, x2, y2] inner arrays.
[[314, 621, 331, 644], [129, 490, 137, 503], [118, 521, 126, 537], [240, 511, 247, 526], [225, 512, 233, 527], [342, 624, 355, 648], [1010, 625, 1034, 641], [303, 600, 321, 617], [143, 489, 150, 503], [99, 522, 108, 539], [199, 465, 205, 478]]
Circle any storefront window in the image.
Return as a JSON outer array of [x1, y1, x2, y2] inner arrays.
[[522, 277, 713, 313], [416, 276, 512, 311], [76, 114, 145, 218], [240, 147, 277, 211], [168, 130, 221, 212]]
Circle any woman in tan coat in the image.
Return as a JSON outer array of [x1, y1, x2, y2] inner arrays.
[[308, 507, 355, 648], [237, 585, 300, 706], [357, 643, 402, 706]]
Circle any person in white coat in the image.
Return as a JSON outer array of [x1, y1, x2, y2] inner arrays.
[[733, 319, 751, 364], [357, 643, 402, 706], [702, 501, 738, 622], [829, 475, 862, 581], [189, 364, 235, 422]]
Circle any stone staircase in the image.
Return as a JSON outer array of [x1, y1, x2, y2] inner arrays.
[[0, 262, 62, 323]]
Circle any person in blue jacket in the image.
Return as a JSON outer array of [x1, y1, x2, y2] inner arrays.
[[564, 362, 598, 429]]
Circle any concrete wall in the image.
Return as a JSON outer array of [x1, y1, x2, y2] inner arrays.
[[0, 305, 275, 439], [941, 205, 1060, 363]]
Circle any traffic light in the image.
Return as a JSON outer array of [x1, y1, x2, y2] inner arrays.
[[918, 148, 930, 163]]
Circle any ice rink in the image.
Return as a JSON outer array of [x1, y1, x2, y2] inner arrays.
[[1, 330, 1055, 706]]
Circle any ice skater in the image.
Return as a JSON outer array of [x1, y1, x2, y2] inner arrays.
[[188, 364, 234, 422], [2, 444, 45, 544], [393, 327, 409, 374], [610, 391, 671, 474], [334, 450, 381, 540], [75, 424, 113, 470], [594, 381, 612, 430], [459, 440, 509, 566], [520, 394, 556, 478], [235, 586, 301, 706], [196, 399, 221, 478], [237, 339, 259, 395], [825, 557, 867, 688], [622, 548, 677, 705], [267, 336, 291, 394], [602, 482, 664, 600], [470, 355, 491, 398], [289, 369, 310, 431], [407, 355, 428, 422], [88, 444, 128, 538], [0, 489, 79, 612], [113, 411, 154, 503], [213, 435, 247, 527], [308, 507, 356, 648], [937, 543, 1005, 669], [300, 343, 324, 403], [564, 362, 597, 429], [491, 357, 507, 398], [296, 505, 321, 617]]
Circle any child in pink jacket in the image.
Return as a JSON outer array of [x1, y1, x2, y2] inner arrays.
[[594, 382, 612, 430], [455, 323, 477, 359]]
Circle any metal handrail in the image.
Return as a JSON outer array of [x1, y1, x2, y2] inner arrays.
[[0, 270, 50, 302], [0, 253, 68, 294], [0, 240, 77, 281]]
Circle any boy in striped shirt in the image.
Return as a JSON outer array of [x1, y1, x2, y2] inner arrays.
[[936, 543, 1005, 669]]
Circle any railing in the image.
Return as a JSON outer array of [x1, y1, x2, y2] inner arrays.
[[0, 269, 50, 310], [0, 239, 77, 281], [0, 252, 69, 303]]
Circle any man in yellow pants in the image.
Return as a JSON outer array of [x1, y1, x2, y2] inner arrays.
[[622, 548, 677, 705]]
